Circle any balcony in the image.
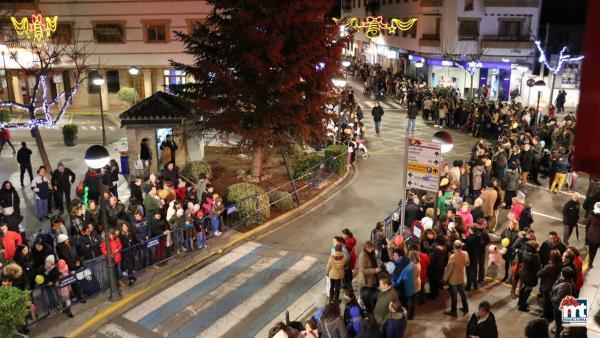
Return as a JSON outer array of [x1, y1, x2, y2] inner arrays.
[[419, 34, 440, 47], [481, 35, 533, 49], [484, 0, 539, 7], [420, 0, 443, 7]]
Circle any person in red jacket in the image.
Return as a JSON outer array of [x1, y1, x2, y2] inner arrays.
[[101, 228, 125, 287], [412, 243, 430, 305], [567, 245, 584, 297], [342, 229, 357, 292], [1, 222, 22, 261]]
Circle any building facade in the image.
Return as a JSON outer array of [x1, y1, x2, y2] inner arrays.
[[1, 0, 209, 112], [341, 0, 541, 101]]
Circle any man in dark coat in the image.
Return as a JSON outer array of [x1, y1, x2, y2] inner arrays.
[[539, 231, 567, 267], [562, 193, 581, 245], [466, 301, 498, 338], [404, 195, 420, 229], [16, 142, 33, 188], [518, 241, 541, 312], [520, 143, 534, 188], [371, 102, 384, 135], [51, 162, 76, 214]]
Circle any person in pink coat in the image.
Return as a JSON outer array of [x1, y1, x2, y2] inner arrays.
[[457, 202, 474, 230]]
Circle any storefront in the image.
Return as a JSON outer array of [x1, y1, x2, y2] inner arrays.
[[408, 54, 528, 101]]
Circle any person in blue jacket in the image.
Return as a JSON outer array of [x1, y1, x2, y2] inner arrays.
[[343, 289, 362, 336], [383, 300, 408, 338], [391, 248, 416, 319]]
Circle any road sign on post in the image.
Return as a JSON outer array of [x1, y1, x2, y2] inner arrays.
[[406, 138, 442, 192], [400, 138, 442, 235]]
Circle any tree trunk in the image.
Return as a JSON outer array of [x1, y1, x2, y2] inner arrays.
[[251, 144, 265, 179], [32, 126, 52, 173]]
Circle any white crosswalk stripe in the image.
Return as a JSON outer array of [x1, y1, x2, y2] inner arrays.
[[80, 126, 88, 130], [110, 242, 326, 338], [362, 100, 403, 110], [198, 256, 318, 338], [108, 126, 115, 131]]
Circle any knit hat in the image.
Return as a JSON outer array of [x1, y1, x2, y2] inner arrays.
[[57, 234, 69, 244], [45, 255, 55, 265], [561, 267, 575, 280], [594, 202, 600, 215]]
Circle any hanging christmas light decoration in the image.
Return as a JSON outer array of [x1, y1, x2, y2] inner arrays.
[[534, 40, 584, 75], [335, 16, 417, 40], [10, 14, 58, 45], [0, 74, 79, 129]]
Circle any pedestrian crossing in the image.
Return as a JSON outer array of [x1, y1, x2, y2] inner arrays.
[[78, 125, 116, 131], [361, 99, 404, 110], [97, 242, 327, 338]]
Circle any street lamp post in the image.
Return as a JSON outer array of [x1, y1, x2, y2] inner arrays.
[[92, 75, 107, 146], [534, 80, 546, 126], [128, 66, 140, 104], [332, 78, 347, 144], [0, 45, 13, 114], [84, 145, 121, 301]]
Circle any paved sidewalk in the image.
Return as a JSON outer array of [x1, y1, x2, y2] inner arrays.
[[0, 138, 131, 237]]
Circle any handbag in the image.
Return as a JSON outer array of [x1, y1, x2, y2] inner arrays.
[[134, 158, 144, 170]]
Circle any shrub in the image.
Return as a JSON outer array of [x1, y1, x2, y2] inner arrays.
[[0, 109, 10, 123], [225, 183, 270, 224], [291, 153, 323, 180], [324, 144, 347, 176], [269, 191, 294, 211], [117, 87, 139, 105], [0, 286, 30, 338], [62, 124, 78, 140], [181, 160, 212, 182]]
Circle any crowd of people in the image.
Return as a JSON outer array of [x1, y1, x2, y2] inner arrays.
[[0, 136, 228, 333], [268, 61, 593, 338]]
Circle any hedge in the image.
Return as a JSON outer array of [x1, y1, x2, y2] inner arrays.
[[324, 144, 347, 176], [225, 182, 270, 224], [181, 160, 212, 182], [269, 191, 294, 211], [291, 153, 323, 180], [0, 285, 30, 338]]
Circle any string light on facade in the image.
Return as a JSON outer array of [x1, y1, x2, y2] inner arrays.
[[335, 16, 417, 40], [534, 40, 584, 75], [10, 14, 58, 45]]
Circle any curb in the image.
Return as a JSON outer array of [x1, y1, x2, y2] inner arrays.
[[67, 166, 356, 337]]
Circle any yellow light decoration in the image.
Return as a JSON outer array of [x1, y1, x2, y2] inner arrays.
[[10, 14, 58, 45], [335, 16, 417, 40]]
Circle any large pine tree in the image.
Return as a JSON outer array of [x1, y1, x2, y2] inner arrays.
[[170, 0, 346, 177]]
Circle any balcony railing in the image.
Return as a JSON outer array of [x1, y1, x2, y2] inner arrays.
[[482, 35, 533, 49], [484, 0, 539, 7], [420, 0, 443, 7]]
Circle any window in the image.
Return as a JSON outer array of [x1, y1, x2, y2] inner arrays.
[[499, 20, 522, 37], [164, 70, 187, 94], [186, 19, 204, 34], [106, 70, 120, 93], [143, 19, 170, 43], [458, 19, 479, 40], [435, 17, 441, 36], [464, 0, 474, 11], [52, 23, 73, 44], [0, 20, 17, 43], [88, 70, 100, 94], [93, 22, 125, 43], [402, 18, 409, 37], [147, 24, 165, 41]]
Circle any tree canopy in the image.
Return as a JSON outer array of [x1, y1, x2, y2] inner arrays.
[[169, 0, 347, 176]]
